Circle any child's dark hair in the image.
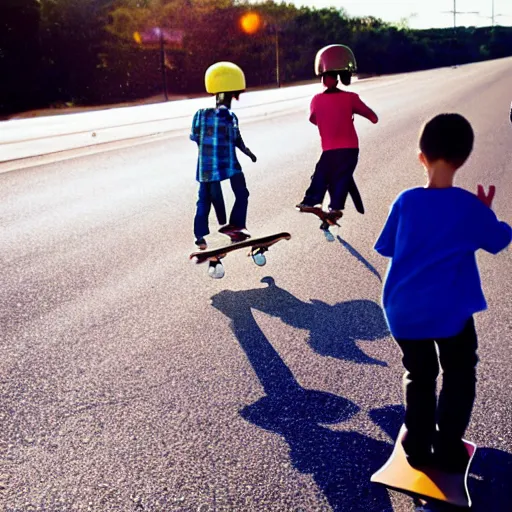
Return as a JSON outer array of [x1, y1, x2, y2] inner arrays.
[[419, 113, 474, 168], [339, 70, 352, 86], [323, 70, 352, 86], [216, 91, 241, 108]]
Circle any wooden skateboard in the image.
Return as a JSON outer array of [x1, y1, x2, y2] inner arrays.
[[296, 178, 364, 241], [295, 205, 343, 226], [295, 205, 342, 241], [371, 425, 477, 508], [189, 232, 291, 278]]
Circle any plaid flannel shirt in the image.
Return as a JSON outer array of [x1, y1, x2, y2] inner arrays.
[[190, 107, 244, 183]]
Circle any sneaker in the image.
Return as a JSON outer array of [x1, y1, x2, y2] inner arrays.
[[402, 432, 433, 469], [232, 228, 251, 241], [433, 438, 470, 473], [218, 224, 235, 234], [328, 209, 343, 221], [195, 238, 207, 250], [219, 225, 251, 242], [208, 260, 225, 279], [296, 203, 318, 212], [404, 450, 434, 469]]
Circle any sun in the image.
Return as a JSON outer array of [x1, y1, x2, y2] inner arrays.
[[240, 12, 262, 35]]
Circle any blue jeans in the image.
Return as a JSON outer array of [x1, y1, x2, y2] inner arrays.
[[194, 173, 249, 239]]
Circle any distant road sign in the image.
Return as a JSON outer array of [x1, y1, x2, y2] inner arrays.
[[133, 28, 185, 48]]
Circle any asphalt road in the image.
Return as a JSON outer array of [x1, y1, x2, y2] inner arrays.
[[1, 57, 511, 512]]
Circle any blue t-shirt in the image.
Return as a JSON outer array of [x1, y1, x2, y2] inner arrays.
[[375, 187, 511, 339]]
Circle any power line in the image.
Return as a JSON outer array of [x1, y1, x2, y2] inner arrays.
[[479, 0, 508, 26], [442, 0, 479, 31]]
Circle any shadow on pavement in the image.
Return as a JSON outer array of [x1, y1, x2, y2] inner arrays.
[[337, 236, 382, 282], [211, 276, 389, 367], [211, 278, 394, 511], [468, 446, 512, 512]]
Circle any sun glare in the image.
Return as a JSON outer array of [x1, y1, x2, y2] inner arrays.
[[240, 12, 262, 35]]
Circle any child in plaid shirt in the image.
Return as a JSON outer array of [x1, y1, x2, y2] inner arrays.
[[191, 62, 256, 250]]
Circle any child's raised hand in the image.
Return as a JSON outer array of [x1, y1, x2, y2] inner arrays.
[[477, 184, 496, 208]]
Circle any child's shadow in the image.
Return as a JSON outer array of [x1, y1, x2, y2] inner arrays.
[[211, 276, 389, 367], [337, 236, 382, 282], [211, 280, 394, 511], [470, 447, 512, 511], [370, 405, 512, 512]]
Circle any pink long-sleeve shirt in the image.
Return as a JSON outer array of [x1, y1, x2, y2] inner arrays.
[[310, 90, 378, 151]]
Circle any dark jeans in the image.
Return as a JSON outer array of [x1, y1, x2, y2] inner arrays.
[[302, 148, 359, 210], [194, 173, 249, 239], [395, 317, 479, 454]]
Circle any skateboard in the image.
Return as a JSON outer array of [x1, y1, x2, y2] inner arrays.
[[295, 205, 342, 242], [371, 425, 477, 508], [296, 205, 343, 225], [189, 232, 291, 278], [297, 178, 364, 241]]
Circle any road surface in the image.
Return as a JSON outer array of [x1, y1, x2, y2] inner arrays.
[[1, 57, 511, 511]]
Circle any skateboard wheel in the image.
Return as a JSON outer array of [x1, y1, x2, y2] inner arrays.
[[322, 228, 335, 242], [208, 261, 225, 279], [252, 250, 267, 266]]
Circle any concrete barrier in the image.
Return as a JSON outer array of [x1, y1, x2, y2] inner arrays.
[[0, 83, 319, 163]]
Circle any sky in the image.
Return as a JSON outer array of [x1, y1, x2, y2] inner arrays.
[[287, 0, 512, 29]]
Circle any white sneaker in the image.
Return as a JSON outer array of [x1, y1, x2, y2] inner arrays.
[[208, 261, 225, 279]]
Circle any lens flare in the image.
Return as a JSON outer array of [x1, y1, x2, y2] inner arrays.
[[240, 12, 262, 35]]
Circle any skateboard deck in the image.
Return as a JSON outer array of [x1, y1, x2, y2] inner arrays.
[[296, 179, 364, 240], [296, 205, 342, 226], [371, 425, 477, 508], [189, 232, 291, 270], [299, 178, 364, 226], [295, 206, 341, 242]]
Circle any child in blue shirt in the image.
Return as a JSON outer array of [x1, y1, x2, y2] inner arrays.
[[375, 113, 511, 472]]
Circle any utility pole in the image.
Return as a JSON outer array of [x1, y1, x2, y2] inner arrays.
[[490, 0, 506, 26], [159, 28, 169, 101], [443, 0, 479, 32], [442, 1, 479, 67], [274, 25, 280, 88], [479, 0, 505, 27]]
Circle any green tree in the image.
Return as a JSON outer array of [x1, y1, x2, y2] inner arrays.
[[0, 0, 41, 115], [2, 0, 512, 114]]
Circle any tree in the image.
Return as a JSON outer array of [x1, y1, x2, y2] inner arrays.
[[0, 0, 41, 115], [2, 0, 512, 115]]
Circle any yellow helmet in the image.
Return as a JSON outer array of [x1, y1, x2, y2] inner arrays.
[[314, 44, 357, 76], [205, 62, 246, 94]]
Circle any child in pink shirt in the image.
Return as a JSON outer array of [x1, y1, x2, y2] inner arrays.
[[297, 47, 378, 222], [309, 76, 378, 151]]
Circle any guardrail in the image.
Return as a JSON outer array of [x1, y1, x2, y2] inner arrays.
[[0, 83, 320, 163]]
